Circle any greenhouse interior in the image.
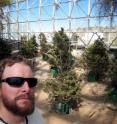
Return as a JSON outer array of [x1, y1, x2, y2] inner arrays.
[[0, 0, 117, 124]]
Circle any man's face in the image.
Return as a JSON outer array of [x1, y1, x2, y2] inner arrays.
[[0, 62, 35, 116]]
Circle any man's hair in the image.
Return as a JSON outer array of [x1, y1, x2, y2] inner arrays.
[[0, 55, 32, 81]]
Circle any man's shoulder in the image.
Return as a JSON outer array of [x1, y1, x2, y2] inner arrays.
[[27, 108, 45, 124]]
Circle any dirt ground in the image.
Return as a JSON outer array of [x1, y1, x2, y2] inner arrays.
[[34, 57, 117, 124]]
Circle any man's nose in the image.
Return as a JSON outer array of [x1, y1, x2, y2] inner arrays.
[[21, 81, 30, 92]]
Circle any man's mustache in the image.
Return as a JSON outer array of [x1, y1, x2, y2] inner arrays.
[[15, 94, 34, 101]]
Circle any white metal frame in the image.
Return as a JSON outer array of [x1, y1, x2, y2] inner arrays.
[[1, 0, 117, 47]]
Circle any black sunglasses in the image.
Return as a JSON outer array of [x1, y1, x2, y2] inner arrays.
[[1, 77, 37, 88]]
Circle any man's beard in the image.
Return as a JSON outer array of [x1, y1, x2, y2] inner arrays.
[[1, 93, 35, 116]]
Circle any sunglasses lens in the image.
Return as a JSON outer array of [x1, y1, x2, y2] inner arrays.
[[26, 78, 37, 88], [2, 77, 37, 88], [6, 77, 24, 87]]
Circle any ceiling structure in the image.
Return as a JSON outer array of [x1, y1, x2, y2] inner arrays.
[[1, 0, 117, 47]]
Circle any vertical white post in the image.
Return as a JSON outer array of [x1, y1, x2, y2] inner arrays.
[[26, 0, 29, 40], [52, 0, 56, 32], [16, 0, 19, 40], [88, 0, 91, 29], [38, 0, 42, 44], [7, 6, 10, 39], [69, 0, 72, 33]]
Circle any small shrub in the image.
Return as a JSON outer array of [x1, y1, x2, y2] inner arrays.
[[83, 38, 109, 80], [20, 35, 38, 58], [44, 70, 81, 107], [38, 33, 48, 54], [47, 28, 74, 72], [108, 59, 117, 88], [0, 38, 11, 60], [106, 87, 117, 103]]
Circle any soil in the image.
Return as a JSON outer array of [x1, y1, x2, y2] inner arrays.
[[34, 57, 117, 124]]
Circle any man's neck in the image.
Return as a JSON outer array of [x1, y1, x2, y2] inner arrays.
[[0, 105, 25, 124]]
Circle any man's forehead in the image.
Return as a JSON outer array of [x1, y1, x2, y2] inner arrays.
[[3, 63, 32, 77]]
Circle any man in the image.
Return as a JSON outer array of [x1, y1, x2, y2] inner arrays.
[[0, 55, 44, 124]]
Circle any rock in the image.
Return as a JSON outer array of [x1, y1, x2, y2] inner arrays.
[[106, 103, 117, 111]]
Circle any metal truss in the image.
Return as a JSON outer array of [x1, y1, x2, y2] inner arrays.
[[1, 0, 117, 48]]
